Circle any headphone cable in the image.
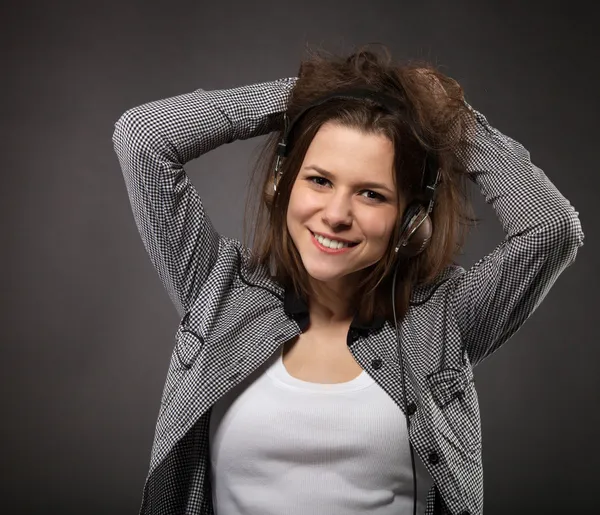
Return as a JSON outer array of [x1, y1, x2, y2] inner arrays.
[[392, 264, 417, 515]]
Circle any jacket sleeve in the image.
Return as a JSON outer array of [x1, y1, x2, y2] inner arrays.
[[112, 78, 297, 317], [450, 104, 585, 367]]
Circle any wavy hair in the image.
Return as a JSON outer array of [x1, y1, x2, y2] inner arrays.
[[243, 45, 479, 325]]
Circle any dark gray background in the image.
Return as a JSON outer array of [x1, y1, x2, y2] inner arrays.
[[1, 0, 597, 513]]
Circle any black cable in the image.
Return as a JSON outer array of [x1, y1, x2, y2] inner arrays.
[[391, 264, 417, 515]]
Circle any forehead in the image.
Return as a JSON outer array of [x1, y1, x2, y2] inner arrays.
[[302, 122, 396, 183]]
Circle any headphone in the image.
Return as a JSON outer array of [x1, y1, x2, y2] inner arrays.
[[273, 87, 444, 514], [272, 87, 442, 259]]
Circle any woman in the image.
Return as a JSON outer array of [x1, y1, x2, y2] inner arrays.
[[113, 48, 584, 515]]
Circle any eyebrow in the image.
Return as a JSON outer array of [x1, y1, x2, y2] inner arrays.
[[303, 165, 395, 195]]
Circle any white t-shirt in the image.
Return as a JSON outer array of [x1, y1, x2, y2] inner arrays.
[[209, 345, 433, 514]]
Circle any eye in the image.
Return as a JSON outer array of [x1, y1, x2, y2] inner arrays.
[[360, 190, 386, 202], [307, 176, 330, 187]]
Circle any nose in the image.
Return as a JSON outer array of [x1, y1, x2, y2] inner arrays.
[[322, 191, 353, 228]]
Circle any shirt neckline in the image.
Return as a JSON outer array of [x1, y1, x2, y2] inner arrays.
[[266, 345, 375, 393]]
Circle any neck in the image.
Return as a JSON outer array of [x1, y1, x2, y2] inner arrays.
[[306, 281, 358, 328]]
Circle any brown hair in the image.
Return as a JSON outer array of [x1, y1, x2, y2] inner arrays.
[[243, 44, 479, 326]]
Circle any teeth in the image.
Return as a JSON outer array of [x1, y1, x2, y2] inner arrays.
[[313, 232, 352, 249]]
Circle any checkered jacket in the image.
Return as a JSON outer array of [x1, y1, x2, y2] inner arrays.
[[112, 78, 584, 515]]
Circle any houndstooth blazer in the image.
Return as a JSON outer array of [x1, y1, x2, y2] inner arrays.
[[112, 78, 584, 515]]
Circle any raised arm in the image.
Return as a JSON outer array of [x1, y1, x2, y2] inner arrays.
[[450, 104, 584, 367], [112, 78, 297, 317]]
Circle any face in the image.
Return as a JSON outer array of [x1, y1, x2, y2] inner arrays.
[[286, 122, 399, 293]]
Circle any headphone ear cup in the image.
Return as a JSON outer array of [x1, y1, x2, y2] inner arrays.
[[395, 203, 433, 258]]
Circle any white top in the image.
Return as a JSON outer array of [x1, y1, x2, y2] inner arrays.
[[209, 345, 433, 514]]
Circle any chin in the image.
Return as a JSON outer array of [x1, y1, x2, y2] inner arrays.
[[302, 262, 354, 284]]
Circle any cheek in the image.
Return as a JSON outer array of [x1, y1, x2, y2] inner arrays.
[[287, 187, 316, 224], [362, 211, 398, 241]]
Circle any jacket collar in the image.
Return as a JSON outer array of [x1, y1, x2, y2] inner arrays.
[[283, 286, 386, 334]]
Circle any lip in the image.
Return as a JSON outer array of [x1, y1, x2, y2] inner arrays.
[[310, 230, 359, 245], [310, 231, 357, 254]]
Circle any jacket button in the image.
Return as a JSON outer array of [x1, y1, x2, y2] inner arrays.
[[371, 359, 383, 370], [407, 402, 417, 416], [428, 451, 440, 465]]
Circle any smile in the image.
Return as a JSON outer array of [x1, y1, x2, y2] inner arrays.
[[310, 231, 358, 254]]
